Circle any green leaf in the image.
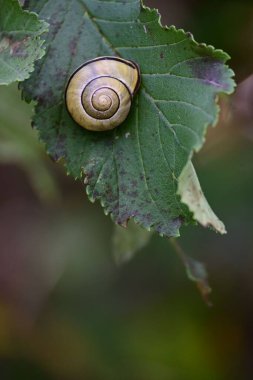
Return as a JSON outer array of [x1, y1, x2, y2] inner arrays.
[[0, 0, 48, 85], [113, 220, 152, 264], [22, 0, 235, 237], [177, 161, 226, 234]]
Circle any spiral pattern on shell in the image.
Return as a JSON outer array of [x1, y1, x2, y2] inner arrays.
[[65, 57, 140, 131]]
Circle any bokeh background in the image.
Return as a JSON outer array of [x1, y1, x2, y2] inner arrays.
[[0, 0, 253, 379]]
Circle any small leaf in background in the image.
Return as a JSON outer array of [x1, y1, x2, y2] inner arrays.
[[184, 254, 212, 307], [177, 161, 226, 234], [170, 239, 212, 306], [0, 0, 48, 85], [22, 0, 235, 237], [113, 220, 152, 264], [0, 84, 59, 203]]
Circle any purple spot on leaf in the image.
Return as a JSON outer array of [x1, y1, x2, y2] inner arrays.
[[188, 58, 229, 91]]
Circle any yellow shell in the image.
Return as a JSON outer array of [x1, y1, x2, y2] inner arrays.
[[65, 56, 140, 131]]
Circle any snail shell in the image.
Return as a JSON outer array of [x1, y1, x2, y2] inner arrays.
[[65, 56, 140, 132]]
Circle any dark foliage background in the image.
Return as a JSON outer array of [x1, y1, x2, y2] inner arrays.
[[0, 0, 253, 379]]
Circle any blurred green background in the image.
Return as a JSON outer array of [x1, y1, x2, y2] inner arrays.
[[0, 0, 253, 379]]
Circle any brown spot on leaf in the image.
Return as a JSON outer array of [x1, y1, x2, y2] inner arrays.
[[0, 36, 28, 58], [69, 37, 78, 56]]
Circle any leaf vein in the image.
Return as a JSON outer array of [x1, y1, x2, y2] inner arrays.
[[154, 99, 213, 120], [115, 38, 188, 50], [136, 97, 171, 227], [142, 89, 188, 152]]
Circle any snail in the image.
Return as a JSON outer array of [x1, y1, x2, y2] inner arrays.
[[65, 56, 141, 132]]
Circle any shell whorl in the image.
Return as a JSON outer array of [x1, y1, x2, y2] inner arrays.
[[65, 57, 140, 131]]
